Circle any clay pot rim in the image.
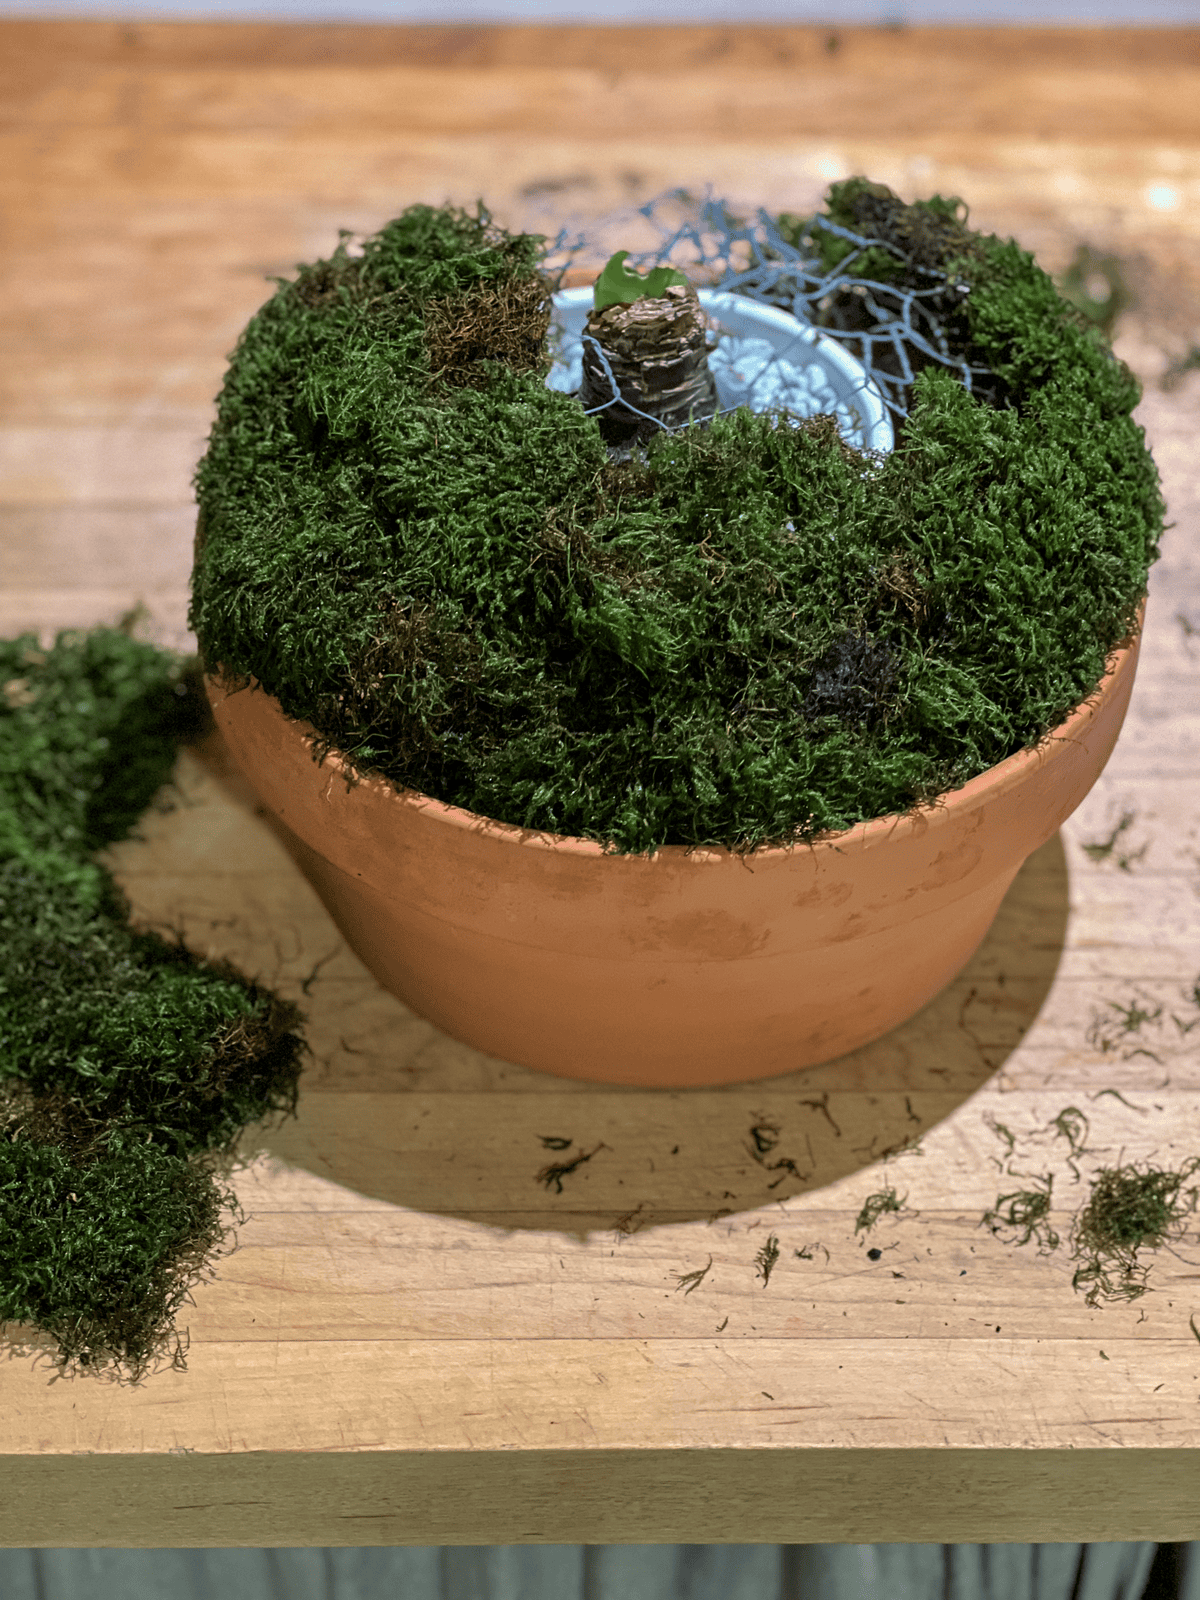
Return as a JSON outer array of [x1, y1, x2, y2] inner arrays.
[[209, 606, 1142, 867]]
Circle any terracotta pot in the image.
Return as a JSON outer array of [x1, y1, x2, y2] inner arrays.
[[204, 617, 1141, 1088]]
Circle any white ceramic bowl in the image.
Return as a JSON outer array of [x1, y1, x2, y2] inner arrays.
[[548, 285, 894, 455]]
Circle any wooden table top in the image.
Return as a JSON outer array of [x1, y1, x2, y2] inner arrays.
[[2, 19, 1200, 1548]]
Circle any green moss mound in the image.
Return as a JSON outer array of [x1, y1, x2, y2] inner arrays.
[[0, 629, 305, 1377], [191, 188, 1162, 855]]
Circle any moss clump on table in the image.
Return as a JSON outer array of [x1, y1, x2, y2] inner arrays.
[[0, 629, 305, 1378], [1070, 1157, 1200, 1306], [192, 186, 1162, 856]]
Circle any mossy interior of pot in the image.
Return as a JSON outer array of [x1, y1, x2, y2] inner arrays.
[[191, 182, 1163, 856], [0, 628, 305, 1378]]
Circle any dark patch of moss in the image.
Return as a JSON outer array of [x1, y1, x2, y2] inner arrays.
[[802, 632, 902, 732], [191, 185, 1161, 857], [778, 179, 992, 413], [425, 271, 554, 390], [1, 629, 211, 890], [820, 177, 978, 280], [0, 629, 306, 1378]]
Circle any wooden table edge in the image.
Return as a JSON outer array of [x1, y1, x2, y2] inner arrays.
[[2, 1446, 1199, 1546]]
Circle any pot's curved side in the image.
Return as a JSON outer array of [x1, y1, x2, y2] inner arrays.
[[262, 813, 1026, 1086], [204, 619, 1141, 1086]]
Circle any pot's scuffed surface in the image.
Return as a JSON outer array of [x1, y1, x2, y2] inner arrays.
[[205, 626, 1140, 1086]]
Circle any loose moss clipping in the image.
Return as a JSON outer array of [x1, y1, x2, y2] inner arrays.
[[1071, 1158, 1200, 1307], [674, 1254, 713, 1295], [1048, 1105, 1090, 1179], [536, 1140, 605, 1194], [981, 1108, 1200, 1321], [754, 1233, 780, 1286], [1081, 810, 1146, 870], [855, 1186, 907, 1234], [0, 629, 306, 1378], [1087, 998, 1165, 1061], [984, 1113, 1018, 1164], [1049, 1107, 1089, 1157], [982, 1174, 1061, 1255], [192, 185, 1160, 857]]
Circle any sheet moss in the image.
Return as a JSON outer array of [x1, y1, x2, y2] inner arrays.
[[0, 628, 305, 1377], [191, 188, 1161, 855]]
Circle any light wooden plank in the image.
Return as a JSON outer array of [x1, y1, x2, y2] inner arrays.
[[0, 505, 197, 588], [1, 1333, 1199, 1479], [0, 426, 203, 504], [238, 1087, 1200, 1221], [0, 590, 193, 652], [7, 59, 1200, 149], [4, 21, 1199, 144], [2, 18, 1197, 73]]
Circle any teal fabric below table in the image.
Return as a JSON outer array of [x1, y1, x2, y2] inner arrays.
[[0, 1542, 1194, 1598]]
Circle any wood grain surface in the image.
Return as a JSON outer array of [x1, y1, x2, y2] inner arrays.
[[1, 18, 1199, 1548]]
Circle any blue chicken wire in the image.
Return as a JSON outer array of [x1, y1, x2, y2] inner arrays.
[[541, 190, 996, 442], [548, 289, 891, 453]]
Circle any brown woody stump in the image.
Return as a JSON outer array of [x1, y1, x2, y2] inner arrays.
[[578, 282, 718, 443]]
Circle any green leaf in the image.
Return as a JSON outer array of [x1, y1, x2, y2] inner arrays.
[[593, 251, 690, 312]]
